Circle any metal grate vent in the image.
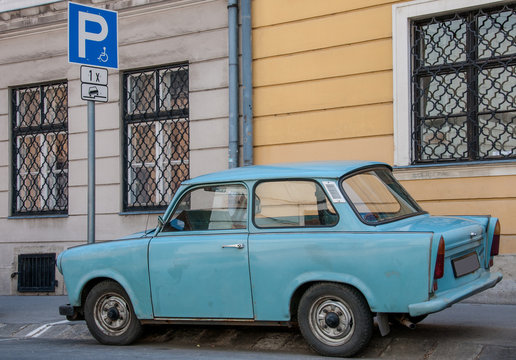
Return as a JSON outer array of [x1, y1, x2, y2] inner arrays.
[[17, 253, 56, 292], [411, 4, 516, 164]]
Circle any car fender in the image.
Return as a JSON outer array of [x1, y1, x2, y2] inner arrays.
[[68, 269, 152, 319], [286, 271, 377, 314], [59, 238, 153, 319]]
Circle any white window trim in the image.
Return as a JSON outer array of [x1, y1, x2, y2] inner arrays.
[[392, 0, 516, 179]]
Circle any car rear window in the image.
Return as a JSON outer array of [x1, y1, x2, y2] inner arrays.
[[341, 168, 423, 224]]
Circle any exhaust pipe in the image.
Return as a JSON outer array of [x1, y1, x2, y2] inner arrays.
[[393, 315, 416, 330]]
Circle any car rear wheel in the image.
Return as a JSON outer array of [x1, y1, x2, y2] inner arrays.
[[298, 283, 373, 357], [84, 280, 142, 345]]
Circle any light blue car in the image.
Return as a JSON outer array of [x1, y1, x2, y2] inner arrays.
[[57, 161, 502, 357]]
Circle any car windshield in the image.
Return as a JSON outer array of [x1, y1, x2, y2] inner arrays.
[[340, 168, 423, 224]]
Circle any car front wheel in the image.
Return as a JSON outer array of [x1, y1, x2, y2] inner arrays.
[[298, 283, 373, 357], [84, 280, 142, 345]]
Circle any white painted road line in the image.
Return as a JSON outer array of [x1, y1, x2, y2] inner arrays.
[[25, 320, 70, 338]]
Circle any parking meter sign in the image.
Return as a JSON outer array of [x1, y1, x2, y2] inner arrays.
[[68, 2, 118, 69]]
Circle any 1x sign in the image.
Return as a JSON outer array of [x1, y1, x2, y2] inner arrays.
[[68, 2, 118, 69], [81, 66, 108, 85]]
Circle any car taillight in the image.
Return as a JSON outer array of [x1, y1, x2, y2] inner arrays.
[[434, 236, 445, 280], [491, 221, 501, 257]]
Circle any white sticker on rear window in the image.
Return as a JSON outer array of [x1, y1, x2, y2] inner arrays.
[[322, 181, 346, 203]]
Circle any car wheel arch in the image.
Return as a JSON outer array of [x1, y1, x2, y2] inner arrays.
[[80, 277, 114, 309], [290, 280, 373, 321]]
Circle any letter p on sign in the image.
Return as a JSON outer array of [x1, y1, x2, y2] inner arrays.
[[69, 2, 118, 69], [78, 12, 108, 58]]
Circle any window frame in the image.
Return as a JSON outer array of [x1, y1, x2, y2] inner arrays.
[[10, 81, 69, 216], [122, 63, 189, 212], [411, 5, 516, 164], [392, 0, 516, 178], [251, 178, 340, 230]]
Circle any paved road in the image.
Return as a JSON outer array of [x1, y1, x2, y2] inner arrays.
[[0, 295, 66, 324], [0, 297, 515, 359]]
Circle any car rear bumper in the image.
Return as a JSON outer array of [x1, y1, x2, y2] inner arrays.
[[408, 271, 503, 317]]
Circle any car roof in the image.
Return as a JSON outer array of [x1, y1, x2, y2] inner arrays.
[[183, 161, 390, 185]]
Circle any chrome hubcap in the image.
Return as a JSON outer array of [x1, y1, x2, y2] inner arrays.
[[309, 297, 354, 346], [94, 293, 131, 336]]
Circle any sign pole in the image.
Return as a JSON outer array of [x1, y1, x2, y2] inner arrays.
[[87, 99, 95, 244], [69, 2, 118, 245]]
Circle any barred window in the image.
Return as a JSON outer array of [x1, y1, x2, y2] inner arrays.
[[122, 64, 189, 211], [411, 4, 516, 164], [11, 82, 68, 215]]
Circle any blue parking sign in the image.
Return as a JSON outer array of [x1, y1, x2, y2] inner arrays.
[[68, 2, 118, 69]]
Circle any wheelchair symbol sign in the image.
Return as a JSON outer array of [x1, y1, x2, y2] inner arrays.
[[68, 2, 118, 69]]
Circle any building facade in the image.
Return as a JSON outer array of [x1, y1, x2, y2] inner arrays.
[[252, 0, 515, 253], [0, 0, 230, 294], [251, 0, 515, 301], [0, 0, 514, 299]]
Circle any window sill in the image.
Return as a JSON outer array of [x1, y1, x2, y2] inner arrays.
[[393, 160, 516, 181], [8, 214, 68, 220], [119, 210, 164, 216]]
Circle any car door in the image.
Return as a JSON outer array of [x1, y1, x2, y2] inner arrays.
[[148, 183, 254, 319]]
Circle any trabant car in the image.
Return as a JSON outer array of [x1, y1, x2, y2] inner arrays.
[[58, 161, 502, 357]]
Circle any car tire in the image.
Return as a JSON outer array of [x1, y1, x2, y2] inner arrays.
[[84, 280, 142, 345], [298, 283, 373, 357]]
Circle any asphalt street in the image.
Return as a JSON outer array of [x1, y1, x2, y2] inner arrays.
[[0, 296, 515, 359]]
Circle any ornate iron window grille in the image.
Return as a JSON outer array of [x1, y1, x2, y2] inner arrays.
[[411, 4, 516, 164], [122, 63, 189, 211], [11, 82, 68, 215]]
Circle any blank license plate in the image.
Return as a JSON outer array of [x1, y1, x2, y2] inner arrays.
[[452, 252, 480, 278]]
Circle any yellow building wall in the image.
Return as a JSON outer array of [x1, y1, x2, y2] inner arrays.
[[251, 0, 516, 254]]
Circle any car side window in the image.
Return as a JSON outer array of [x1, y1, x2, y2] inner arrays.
[[253, 180, 338, 228], [162, 184, 248, 232]]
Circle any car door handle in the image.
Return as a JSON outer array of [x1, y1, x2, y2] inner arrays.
[[222, 243, 245, 249]]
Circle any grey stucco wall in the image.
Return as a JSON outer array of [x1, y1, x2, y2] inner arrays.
[[0, 0, 229, 294]]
